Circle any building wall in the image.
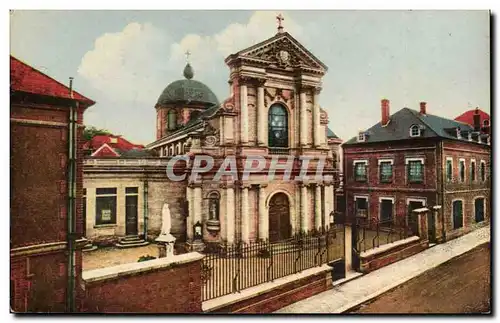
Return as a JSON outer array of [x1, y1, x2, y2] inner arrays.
[[441, 140, 491, 240], [10, 101, 87, 312], [83, 170, 188, 244]]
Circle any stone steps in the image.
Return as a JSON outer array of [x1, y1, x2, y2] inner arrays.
[[82, 242, 98, 252], [115, 235, 150, 249]]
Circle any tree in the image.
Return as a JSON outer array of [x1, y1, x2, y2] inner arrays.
[[83, 126, 112, 141]]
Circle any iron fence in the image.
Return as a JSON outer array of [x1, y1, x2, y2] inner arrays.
[[354, 215, 418, 254], [201, 225, 345, 301]]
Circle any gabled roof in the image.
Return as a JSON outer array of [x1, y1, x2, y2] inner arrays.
[[343, 107, 475, 145], [225, 31, 327, 73], [91, 143, 120, 157], [454, 108, 490, 126], [10, 56, 95, 105]]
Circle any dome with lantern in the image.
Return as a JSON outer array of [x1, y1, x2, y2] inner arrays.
[[156, 62, 219, 108]]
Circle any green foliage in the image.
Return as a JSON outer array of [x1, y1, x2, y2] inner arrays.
[[137, 254, 156, 262], [83, 126, 112, 141]]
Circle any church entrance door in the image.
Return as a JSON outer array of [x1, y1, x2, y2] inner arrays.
[[268, 193, 291, 243]]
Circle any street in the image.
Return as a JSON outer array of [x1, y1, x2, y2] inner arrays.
[[349, 242, 491, 314]]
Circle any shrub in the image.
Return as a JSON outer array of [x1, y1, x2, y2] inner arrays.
[[137, 254, 156, 262]]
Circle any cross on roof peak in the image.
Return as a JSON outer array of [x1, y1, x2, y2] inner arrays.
[[185, 50, 191, 63]]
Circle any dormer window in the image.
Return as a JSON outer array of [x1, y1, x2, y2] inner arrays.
[[109, 137, 118, 144], [409, 125, 421, 137], [357, 132, 366, 142], [467, 132, 472, 141], [456, 128, 462, 139], [483, 120, 489, 127]]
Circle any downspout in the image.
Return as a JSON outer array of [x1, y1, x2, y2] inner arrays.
[[143, 177, 149, 241], [66, 77, 77, 312]]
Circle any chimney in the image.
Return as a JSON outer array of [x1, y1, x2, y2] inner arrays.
[[420, 101, 427, 115], [473, 107, 480, 131], [381, 99, 390, 126]]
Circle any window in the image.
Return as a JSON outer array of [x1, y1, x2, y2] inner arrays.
[[483, 120, 489, 127], [409, 125, 421, 137], [471, 160, 476, 182], [380, 198, 394, 225], [95, 188, 117, 225], [480, 161, 486, 181], [357, 132, 365, 142], [452, 200, 463, 229], [354, 161, 367, 182], [379, 161, 393, 183], [475, 198, 485, 223], [459, 159, 465, 182], [268, 104, 288, 148], [355, 196, 368, 218], [168, 109, 177, 131], [446, 158, 453, 182], [207, 192, 220, 221], [407, 159, 424, 183]]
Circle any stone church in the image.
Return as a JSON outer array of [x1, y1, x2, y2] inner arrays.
[[83, 24, 342, 251]]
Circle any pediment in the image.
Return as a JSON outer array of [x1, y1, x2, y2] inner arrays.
[[228, 32, 327, 74]]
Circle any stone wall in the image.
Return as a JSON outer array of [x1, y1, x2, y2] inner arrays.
[[81, 253, 204, 313]]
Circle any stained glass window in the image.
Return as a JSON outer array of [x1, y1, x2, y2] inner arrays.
[[268, 104, 288, 148]]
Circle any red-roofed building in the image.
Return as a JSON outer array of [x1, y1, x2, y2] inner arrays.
[[83, 135, 146, 158], [455, 108, 490, 134], [10, 55, 94, 312]]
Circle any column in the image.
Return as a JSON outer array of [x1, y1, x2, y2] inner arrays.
[[186, 186, 194, 241], [240, 83, 248, 144], [313, 88, 321, 147], [324, 184, 333, 230], [241, 186, 250, 243], [300, 90, 307, 147], [257, 86, 266, 146], [226, 185, 235, 244], [258, 185, 268, 241], [300, 184, 309, 232], [193, 186, 202, 229], [315, 184, 322, 231]]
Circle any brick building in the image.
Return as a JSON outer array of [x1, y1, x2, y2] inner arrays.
[[83, 27, 342, 250], [342, 99, 490, 243], [10, 56, 95, 312]]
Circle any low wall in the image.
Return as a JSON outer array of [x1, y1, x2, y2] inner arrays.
[[359, 236, 428, 273], [81, 252, 204, 313], [204, 265, 332, 313]]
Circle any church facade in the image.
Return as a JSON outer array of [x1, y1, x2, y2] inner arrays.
[[83, 28, 341, 251]]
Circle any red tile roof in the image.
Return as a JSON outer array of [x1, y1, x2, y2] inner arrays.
[[84, 135, 145, 155], [454, 108, 490, 127], [10, 55, 95, 105]]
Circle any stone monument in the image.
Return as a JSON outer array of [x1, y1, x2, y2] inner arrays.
[[155, 203, 176, 258]]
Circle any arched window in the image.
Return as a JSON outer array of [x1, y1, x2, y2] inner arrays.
[[483, 119, 490, 127], [409, 124, 421, 137], [167, 109, 177, 131], [268, 104, 288, 147], [207, 192, 220, 221]]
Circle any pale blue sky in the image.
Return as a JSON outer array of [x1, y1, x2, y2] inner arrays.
[[10, 10, 490, 144]]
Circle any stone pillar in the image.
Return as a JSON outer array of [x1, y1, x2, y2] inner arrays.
[[241, 185, 250, 243], [226, 185, 235, 245], [324, 184, 334, 230], [258, 184, 268, 241], [257, 86, 266, 146], [300, 90, 307, 147], [413, 208, 429, 241], [313, 88, 321, 147], [186, 186, 194, 241], [240, 83, 248, 144], [344, 225, 353, 272], [300, 184, 309, 232], [193, 186, 202, 227], [315, 184, 322, 231]]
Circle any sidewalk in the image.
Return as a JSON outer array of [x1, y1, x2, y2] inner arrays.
[[276, 226, 490, 313]]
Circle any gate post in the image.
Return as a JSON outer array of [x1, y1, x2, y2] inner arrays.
[[344, 225, 352, 273], [412, 207, 429, 242]]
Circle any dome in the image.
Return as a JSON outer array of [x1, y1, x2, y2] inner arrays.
[[156, 63, 219, 107]]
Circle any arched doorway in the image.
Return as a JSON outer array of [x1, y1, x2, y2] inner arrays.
[[268, 193, 291, 242]]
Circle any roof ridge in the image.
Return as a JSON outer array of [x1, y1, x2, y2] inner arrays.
[[10, 55, 95, 104]]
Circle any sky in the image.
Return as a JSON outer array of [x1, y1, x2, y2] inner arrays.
[[10, 10, 490, 145]]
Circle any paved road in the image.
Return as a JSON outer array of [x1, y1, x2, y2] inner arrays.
[[349, 243, 491, 314]]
